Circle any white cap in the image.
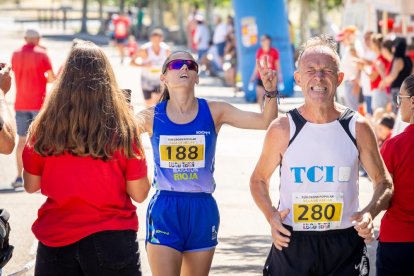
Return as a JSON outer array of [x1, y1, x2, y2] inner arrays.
[[24, 29, 40, 38]]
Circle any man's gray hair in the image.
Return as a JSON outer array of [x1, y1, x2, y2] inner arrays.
[[297, 34, 339, 70]]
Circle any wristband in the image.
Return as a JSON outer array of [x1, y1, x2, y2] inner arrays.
[[263, 88, 280, 105], [264, 89, 278, 98]]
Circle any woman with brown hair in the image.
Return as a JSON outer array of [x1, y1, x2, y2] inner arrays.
[[139, 50, 278, 276], [23, 40, 150, 275]]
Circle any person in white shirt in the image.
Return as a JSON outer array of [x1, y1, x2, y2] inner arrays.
[[212, 16, 228, 63], [339, 26, 363, 111], [193, 15, 210, 63]]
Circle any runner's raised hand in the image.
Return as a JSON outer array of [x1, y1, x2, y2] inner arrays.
[[256, 56, 277, 92]]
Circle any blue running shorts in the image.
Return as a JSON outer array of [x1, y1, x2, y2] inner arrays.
[[146, 190, 220, 252]]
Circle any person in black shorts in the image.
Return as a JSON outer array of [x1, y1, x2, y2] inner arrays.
[[250, 35, 393, 276]]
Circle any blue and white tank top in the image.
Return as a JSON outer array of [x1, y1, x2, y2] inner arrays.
[[279, 108, 359, 231], [150, 98, 217, 193]]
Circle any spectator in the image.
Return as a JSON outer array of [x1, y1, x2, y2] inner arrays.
[[212, 15, 228, 64], [250, 34, 281, 110], [338, 26, 363, 111], [0, 63, 15, 154], [113, 12, 131, 64], [11, 29, 55, 189], [186, 4, 199, 52], [130, 28, 171, 107], [193, 15, 210, 64], [22, 40, 150, 275], [378, 74, 414, 276], [358, 31, 376, 115], [0, 65, 16, 275], [376, 113, 395, 147], [223, 30, 237, 89], [380, 37, 413, 113], [127, 34, 138, 57]]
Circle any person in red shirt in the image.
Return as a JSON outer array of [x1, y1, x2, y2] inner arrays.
[[378, 75, 414, 275], [250, 34, 282, 110], [11, 29, 55, 188], [112, 12, 131, 64], [22, 40, 150, 275]]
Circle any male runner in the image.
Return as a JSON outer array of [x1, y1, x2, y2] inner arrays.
[[250, 35, 393, 276]]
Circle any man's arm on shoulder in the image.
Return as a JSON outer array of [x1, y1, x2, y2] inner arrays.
[[250, 117, 292, 250], [353, 116, 393, 241]]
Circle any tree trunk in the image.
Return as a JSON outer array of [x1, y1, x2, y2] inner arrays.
[[177, 0, 186, 44], [97, 0, 105, 35], [159, 0, 164, 29], [80, 0, 88, 33], [317, 0, 325, 34], [299, 0, 309, 45], [119, 0, 125, 13], [205, 0, 213, 32]]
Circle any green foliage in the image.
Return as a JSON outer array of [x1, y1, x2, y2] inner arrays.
[[325, 0, 343, 10], [303, 0, 343, 10]]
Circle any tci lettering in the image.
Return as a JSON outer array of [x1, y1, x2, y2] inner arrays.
[[290, 166, 334, 183]]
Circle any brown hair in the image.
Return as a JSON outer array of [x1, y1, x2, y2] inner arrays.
[[402, 74, 414, 97], [29, 40, 143, 160], [159, 50, 197, 102], [371, 33, 383, 49]]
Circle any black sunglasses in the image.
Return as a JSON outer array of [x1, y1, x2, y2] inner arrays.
[[162, 59, 199, 74]]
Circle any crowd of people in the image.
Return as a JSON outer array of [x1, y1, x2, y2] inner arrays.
[[336, 26, 413, 148], [0, 14, 414, 276]]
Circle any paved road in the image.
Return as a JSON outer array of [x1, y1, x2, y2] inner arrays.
[[0, 28, 382, 276]]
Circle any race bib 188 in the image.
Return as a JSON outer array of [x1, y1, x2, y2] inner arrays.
[[292, 192, 344, 231], [159, 135, 205, 169]]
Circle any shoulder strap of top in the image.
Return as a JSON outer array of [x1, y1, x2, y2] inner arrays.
[[288, 108, 307, 146], [337, 108, 357, 147]]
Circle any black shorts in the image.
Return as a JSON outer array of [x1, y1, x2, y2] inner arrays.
[[115, 37, 127, 44], [376, 241, 414, 276], [142, 87, 160, 100], [35, 230, 141, 275], [257, 78, 264, 88], [263, 225, 369, 276]]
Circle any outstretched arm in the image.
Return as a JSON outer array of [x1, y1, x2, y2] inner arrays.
[[210, 57, 278, 131]]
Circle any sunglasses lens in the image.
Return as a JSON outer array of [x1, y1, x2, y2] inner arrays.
[[167, 60, 198, 72]]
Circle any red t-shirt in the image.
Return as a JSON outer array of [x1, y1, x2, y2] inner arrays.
[[256, 47, 279, 79], [12, 44, 53, 111], [371, 55, 390, 90], [380, 124, 414, 242], [113, 16, 130, 39], [23, 145, 147, 247]]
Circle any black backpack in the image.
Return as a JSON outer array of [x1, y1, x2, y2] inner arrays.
[[0, 209, 14, 269]]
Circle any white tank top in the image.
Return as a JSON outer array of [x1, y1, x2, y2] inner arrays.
[[279, 108, 359, 231], [141, 42, 169, 89]]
